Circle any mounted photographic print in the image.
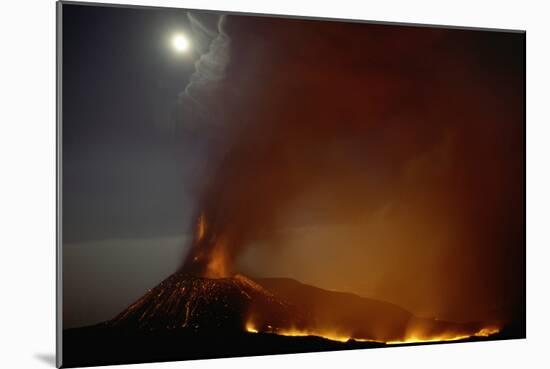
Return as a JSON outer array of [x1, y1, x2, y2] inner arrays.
[[57, 1, 526, 367]]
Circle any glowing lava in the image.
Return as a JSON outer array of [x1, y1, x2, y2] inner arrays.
[[245, 320, 500, 345], [386, 326, 501, 344], [245, 321, 259, 334], [244, 321, 377, 343], [272, 328, 381, 343], [183, 213, 233, 279]]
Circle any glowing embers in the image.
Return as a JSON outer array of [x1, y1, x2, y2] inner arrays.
[[111, 273, 283, 332]]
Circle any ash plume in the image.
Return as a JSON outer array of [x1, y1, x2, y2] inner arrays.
[[177, 15, 524, 328]]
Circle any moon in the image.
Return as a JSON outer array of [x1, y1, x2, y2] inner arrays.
[[172, 34, 190, 53]]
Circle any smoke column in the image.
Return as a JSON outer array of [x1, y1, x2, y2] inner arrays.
[[174, 15, 524, 329]]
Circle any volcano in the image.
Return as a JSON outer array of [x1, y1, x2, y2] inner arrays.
[[62, 273, 385, 368], [61, 204, 504, 367], [62, 270, 504, 367], [109, 272, 301, 333]]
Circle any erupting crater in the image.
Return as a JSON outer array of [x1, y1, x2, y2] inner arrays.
[[110, 213, 501, 346]]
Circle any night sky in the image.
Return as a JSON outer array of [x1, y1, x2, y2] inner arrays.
[[62, 3, 525, 330]]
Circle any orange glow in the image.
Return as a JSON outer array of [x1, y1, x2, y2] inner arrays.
[[386, 325, 501, 345], [271, 328, 356, 343], [245, 319, 499, 345], [474, 327, 500, 337], [187, 212, 232, 279], [274, 327, 381, 343], [386, 334, 471, 344], [245, 321, 259, 334], [204, 238, 230, 278], [244, 320, 381, 343]]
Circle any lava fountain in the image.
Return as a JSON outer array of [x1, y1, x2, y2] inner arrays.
[[181, 212, 234, 279]]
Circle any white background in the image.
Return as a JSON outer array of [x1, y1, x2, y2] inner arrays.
[[0, 0, 548, 368]]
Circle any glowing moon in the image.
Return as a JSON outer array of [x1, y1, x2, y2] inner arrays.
[[172, 34, 190, 53]]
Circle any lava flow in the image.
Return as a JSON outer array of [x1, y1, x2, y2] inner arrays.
[[244, 322, 380, 343], [385, 326, 501, 345], [180, 212, 235, 279], [244, 320, 500, 345]]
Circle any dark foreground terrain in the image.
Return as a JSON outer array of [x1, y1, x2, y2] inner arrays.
[[62, 326, 382, 368], [61, 273, 525, 367], [61, 325, 521, 368]]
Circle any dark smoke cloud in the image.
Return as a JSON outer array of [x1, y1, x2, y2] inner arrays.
[[176, 14, 524, 325]]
